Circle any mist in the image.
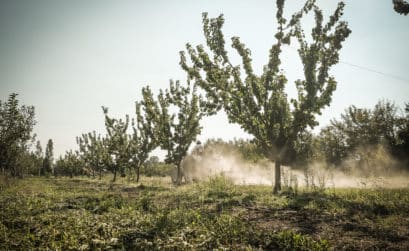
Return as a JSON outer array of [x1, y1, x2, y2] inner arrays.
[[182, 143, 409, 189]]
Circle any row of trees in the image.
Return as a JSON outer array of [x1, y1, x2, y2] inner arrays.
[[316, 101, 409, 170], [0, 93, 55, 177], [16, 1, 409, 191], [4, 88, 408, 183], [60, 0, 409, 190], [67, 80, 208, 184], [4, 1, 353, 193], [190, 101, 409, 175]]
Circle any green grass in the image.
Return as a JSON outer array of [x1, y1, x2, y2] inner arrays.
[[1, 175, 408, 250]]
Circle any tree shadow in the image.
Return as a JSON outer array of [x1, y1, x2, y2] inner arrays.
[[245, 191, 409, 249]]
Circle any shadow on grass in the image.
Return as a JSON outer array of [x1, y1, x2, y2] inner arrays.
[[285, 191, 393, 216], [121, 184, 168, 193], [246, 190, 409, 248]]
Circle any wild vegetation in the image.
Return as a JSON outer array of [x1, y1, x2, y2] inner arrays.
[[1, 176, 408, 250]]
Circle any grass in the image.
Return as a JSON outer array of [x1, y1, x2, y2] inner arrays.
[[1, 175, 408, 250]]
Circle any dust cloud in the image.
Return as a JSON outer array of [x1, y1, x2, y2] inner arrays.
[[182, 143, 409, 189], [182, 144, 273, 185]]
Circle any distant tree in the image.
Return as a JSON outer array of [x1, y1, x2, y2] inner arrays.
[[21, 139, 43, 176], [231, 139, 265, 163], [102, 107, 132, 182], [34, 140, 43, 176], [55, 150, 83, 178], [318, 100, 403, 167], [317, 123, 348, 165], [0, 93, 36, 177], [129, 102, 158, 182], [140, 81, 207, 185], [42, 139, 54, 175], [77, 131, 106, 179], [395, 103, 409, 167], [144, 156, 160, 169], [17, 149, 37, 176], [180, 1, 351, 192], [393, 0, 409, 15]]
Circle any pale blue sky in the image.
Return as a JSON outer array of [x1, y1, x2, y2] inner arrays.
[[1, 0, 408, 157]]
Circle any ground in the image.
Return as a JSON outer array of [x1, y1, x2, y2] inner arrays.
[[1, 176, 409, 250]]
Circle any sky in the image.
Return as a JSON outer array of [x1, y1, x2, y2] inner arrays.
[[1, 0, 408, 158]]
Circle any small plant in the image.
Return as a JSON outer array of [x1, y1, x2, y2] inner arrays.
[[273, 230, 330, 251], [205, 175, 236, 199], [138, 195, 154, 212]]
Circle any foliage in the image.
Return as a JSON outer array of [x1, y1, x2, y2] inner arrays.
[[42, 139, 54, 176], [0, 93, 36, 177], [55, 150, 84, 177], [77, 131, 107, 178], [180, 1, 351, 192], [142, 156, 174, 177], [394, 103, 409, 167], [393, 0, 409, 15], [128, 102, 158, 182], [76, 105, 158, 183], [33, 140, 43, 175], [140, 81, 207, 184], [200, 138, 264, 163], [102, 107, 132, 182], [317, 100, 409, 170]]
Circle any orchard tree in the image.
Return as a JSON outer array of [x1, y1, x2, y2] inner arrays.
[[0, 93, 36, 177], [77, 131, 106, 178], [34, 140, 43, 176], [318, 101, 405, 167], [395, 103, 409, 167], [140, 81, 207, 185], [372, 100, 401, 147], [42, 139, 54, 175], [129, 102, 158, 182], [317, 123, 348, 165], [180, 0, 351, 192], [55, 150, 83, 178], [102, 107, 132, 182]]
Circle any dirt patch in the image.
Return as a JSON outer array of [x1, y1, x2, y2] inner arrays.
[[243, 206, 409, 250]]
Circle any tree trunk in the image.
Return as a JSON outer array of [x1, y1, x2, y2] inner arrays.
[[273, 159, 281, 194], [176, 163, 182, 185], [113, 168, 117, 182], [136, 166, 140, 183]]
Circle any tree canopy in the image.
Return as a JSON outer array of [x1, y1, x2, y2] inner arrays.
[[180, 0, 351, 192], [0, 93, 36, 177], [139, 80, 208, 184], [393, 0, 409, 15], [102, 107, 132, 182], [128, 101, 158, 182], [318, 101, 409, 171]]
